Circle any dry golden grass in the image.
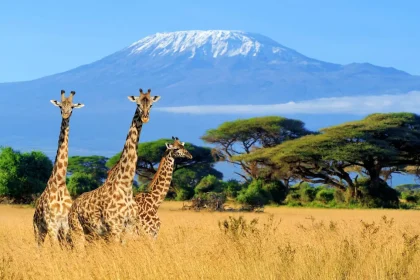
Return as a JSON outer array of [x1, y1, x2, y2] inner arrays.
[[1, 203, 420, 280]]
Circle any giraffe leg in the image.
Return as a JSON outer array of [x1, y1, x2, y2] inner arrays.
[[58, 224, 72, 250], [47, 225, 60, 247], [68, 210, 85, 251], [33, 222, 47, 247], [104, 220, 125, 244]]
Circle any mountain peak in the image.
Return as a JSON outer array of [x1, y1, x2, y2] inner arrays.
[[125, 30, 306, 60]]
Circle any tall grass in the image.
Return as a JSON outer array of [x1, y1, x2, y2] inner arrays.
[[1, 203, 420, 279]]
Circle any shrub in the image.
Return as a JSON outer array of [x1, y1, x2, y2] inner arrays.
[[192, 192, 226, 210], [405, 194, 419, 204], [285, 193, 301, 205], [299, 185, 316, 203], [222, 179, 243, 198], [315, 189, 335, 203], [334, 189, 346, 203], [175, 187, 194, 201], [195, 175, 223, 194], [262, 181, 287, 204], [236, 180, 270, 206]]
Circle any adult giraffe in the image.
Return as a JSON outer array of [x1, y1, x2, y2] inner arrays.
[[33, 90, 84, 246], [68, 89, 160, 246]]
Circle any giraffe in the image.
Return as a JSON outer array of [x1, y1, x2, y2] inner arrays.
[[68, 88, 160, 246], [134, 137, 192, 239], [33, 90, 84, 246]]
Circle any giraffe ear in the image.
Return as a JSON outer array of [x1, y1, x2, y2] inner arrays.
[[152, 96, 161, 103], [50, 100, 61, 107], [73, 103, 85, 109], [181, 142, 185, 146], [165, 143, 174, 149], [127, 96, 137, 103]]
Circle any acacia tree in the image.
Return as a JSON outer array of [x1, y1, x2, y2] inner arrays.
[[106, 139, 222, 197], [201, 116, 315, 183], [237, 113, 420, 206]]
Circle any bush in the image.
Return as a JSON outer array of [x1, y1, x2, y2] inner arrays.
[[300, 187, 316, 202], [236, 180, 270, 206], [192, 192, 226, 210], [334, 189, 346, 203], [175, 187, 194, 201], [285, 193, 301, 205], [315, 189, 335, 203], [263, 181, 287, 204], [195, 175, 223, 194], [222, 179, 243, 198], [405, 194, 419, 204], [67, 172, 99, 198]]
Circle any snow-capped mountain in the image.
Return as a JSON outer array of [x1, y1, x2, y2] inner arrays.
[[32, 29, 415, 107], [1, 29, 420, 168], [126, 30, 318, 63]]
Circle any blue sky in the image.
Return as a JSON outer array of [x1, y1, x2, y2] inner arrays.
[[0, 0, 419, 82]]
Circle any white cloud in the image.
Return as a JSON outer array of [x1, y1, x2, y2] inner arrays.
[[156, 91, 420, 115]]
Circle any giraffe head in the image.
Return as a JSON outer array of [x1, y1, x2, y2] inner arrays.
[[127, 88, 161, 123], [165, 137, 193, 159], [50, 90, 84, 119]]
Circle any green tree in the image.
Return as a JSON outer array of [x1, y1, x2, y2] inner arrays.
[[201, 116, 314, 183], [68, 156, 109, 184], [67, 172, 100, 198], [237, 113, 420, 207], [0, 147, 52, 202]]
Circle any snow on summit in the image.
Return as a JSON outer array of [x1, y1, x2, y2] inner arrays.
[[126, 30, 309, 61]]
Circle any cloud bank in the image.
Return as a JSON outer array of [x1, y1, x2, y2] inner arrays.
[[156, 91, 420, 115]]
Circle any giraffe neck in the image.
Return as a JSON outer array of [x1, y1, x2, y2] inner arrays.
[[149, 152, 175, 210], [113, 108, 143, 193], [51, 117, 70, 185]]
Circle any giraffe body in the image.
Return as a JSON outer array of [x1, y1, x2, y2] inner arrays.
[[134, 137, 192, 239], [68, 89, 160, 246], [33, 90, 84, 246]]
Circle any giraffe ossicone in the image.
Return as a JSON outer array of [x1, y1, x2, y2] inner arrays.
[[33, 90, 84, 247]]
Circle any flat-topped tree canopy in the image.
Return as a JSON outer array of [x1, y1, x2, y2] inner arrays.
[[236, 113, 420, 194], [201, 116, 316, 181]]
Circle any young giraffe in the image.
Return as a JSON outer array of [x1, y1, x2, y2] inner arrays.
[[68, 88, 160, 246], [134, 137, 192, 239], [33, 90, 84, 246]]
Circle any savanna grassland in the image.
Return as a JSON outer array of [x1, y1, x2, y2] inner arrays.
[[1, 203, 420, 280]]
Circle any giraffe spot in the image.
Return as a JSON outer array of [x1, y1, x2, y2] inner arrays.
[[60, 154, 65, 159], [51, 203, 60, 210], [58, 161, 63, 169]]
